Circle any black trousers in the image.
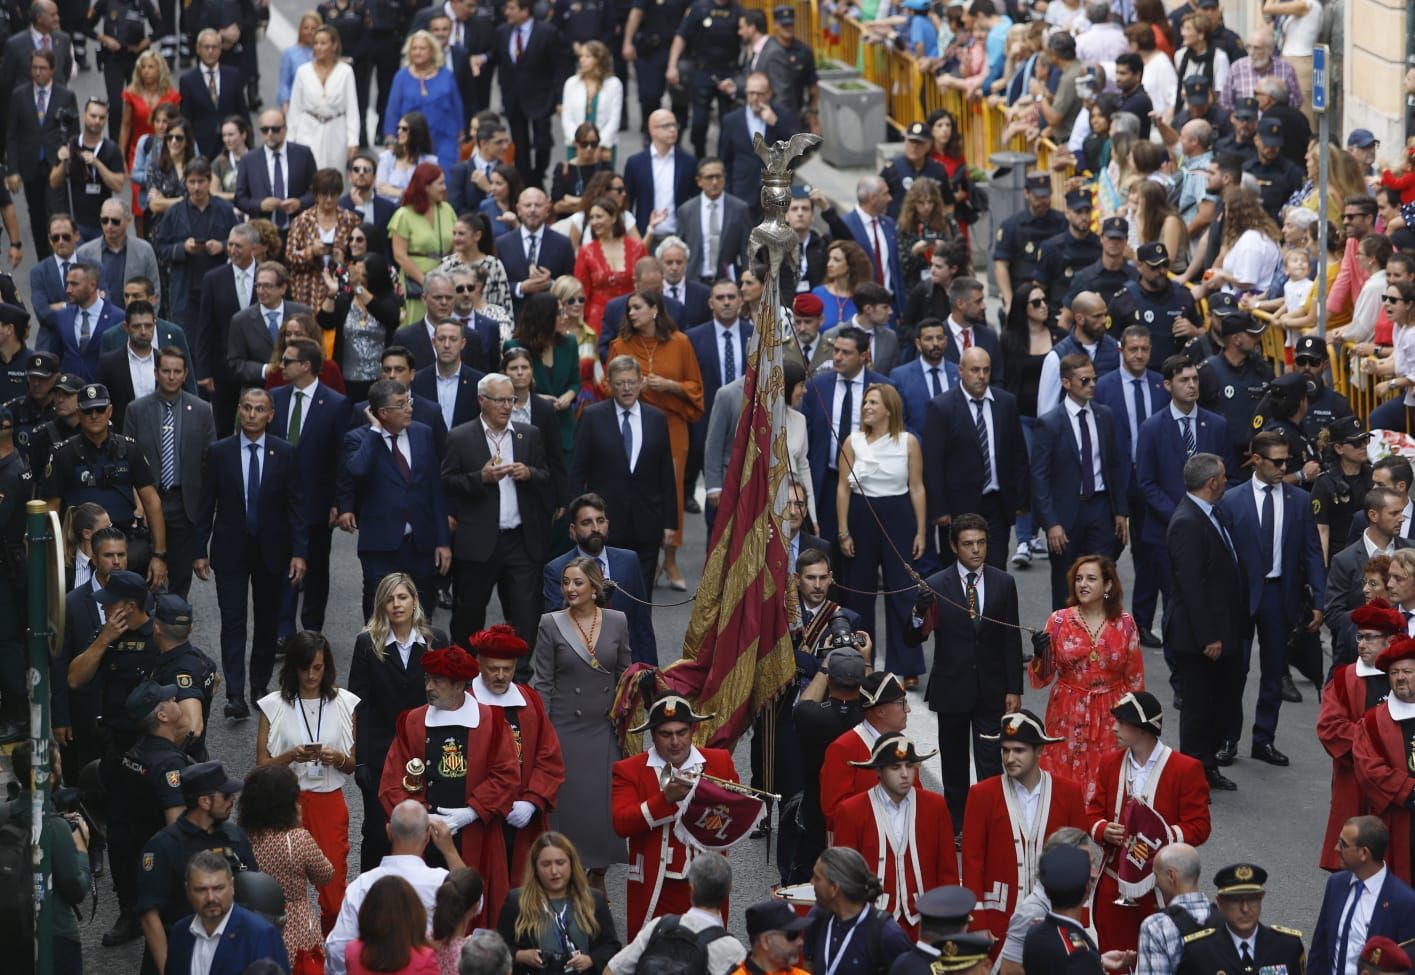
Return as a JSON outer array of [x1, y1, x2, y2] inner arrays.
[[451, 528, 542, 656], [936, 706, 1003, 830], [371, 40, 403, 135], [352, 54, 374, 146], [280, 523, 333, 635], [359, 535, 437, 622], [506, 106, 552, 189], [23, 175, 53, 258], [1048, 493, 1122, 609], [160, 499, 195, 599], [214, 537, 282, 702], [688, 72, 733, 160], [630, 543, 660, 597], [355, 764, 391, 872], [99, 734, 138, 912], [1174, 647, 1244, 771]]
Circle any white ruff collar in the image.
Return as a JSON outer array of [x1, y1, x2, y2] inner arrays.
[[471, 675, 526, 708], [426, 692, 481, 728]]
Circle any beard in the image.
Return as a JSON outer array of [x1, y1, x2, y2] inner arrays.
[[576, 531, 606, 555]]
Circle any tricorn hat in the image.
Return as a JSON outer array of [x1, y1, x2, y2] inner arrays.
[[981, 709, 1066, 746], [628, 672, 715, 733], [848, 732, 939, 768]]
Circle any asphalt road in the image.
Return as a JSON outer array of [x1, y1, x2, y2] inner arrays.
[[15, 9, 1337, 966]]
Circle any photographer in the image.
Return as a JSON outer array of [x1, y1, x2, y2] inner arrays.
[[47, 98, 126, 242], [4, 740, 91, 975]]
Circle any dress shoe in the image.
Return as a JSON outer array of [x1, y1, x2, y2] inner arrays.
[[437, 588, 454, 610], [102, 911, 143, 947], [750, 822, 772, 839], [1280, 674, 1303, 703], [903, 677, 919, 691], [1205, 769, 1237, 791], [224, 698, 250, 720], [1137, 629, 1163, 649], [1250, 743, 1290, 766], [1214, 741, 1237, 767], [685, 497, 701, 514]]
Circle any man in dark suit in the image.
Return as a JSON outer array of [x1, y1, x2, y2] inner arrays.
[[1326, 487, 1414, 667], [675, 159, 752, 284], [412, 320, 484, 437], [447, 122, 509, 216], [1032, 352, 1129, 609], [390, 270, 456, 374], [905, 512, 1021, 830], [622, 110, 698, 240], [97, 298, 160, 429], [441, 371, 553, 653], [571, 355, 678, 594], [269, 337, 351, 636], [888, 319, 960, 437], [718, 72, 798, 212], [54, 262, 124, 381], [685, 279, 752, 533], [347, 346, 450, 457], [923, 347, 1028, 569], [598, 258, 688, 362], [801, 326, 890, 540], [195, 387, 308, 718], [656, 236, 713, 325], [104, 278, 197, 396], [123, 347, 215, 601], [233, 109, 317, 232], [337, 379, 452, 618], [1310, 816, 1415, 975], [0, 1, 73, 107], [1345, 456, 1415, 547], [163, 852, 289, 975], [500, 188, 576, 314], [1095, 329, 1170, 647], [28, 213, 80, 343], [196, 224, 259, 437], [179, 30, 249, 158], [493, 0, 565, 188], [446, 264, 499, 372], [5, 49, 78, 259], [226, 262, 311, 390], [1166, 452, 1246, 790], [341, 150, 398, 229], [786, 189, 830, 295], [824, 176, 905, 316], [939, 277, 1004, 386]]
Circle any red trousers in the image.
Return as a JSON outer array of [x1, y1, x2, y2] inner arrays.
[[299, 789, 350, 933]]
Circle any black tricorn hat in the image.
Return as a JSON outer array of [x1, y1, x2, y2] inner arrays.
[[847, 732, 939, 768], [628, 671, 715, 734]]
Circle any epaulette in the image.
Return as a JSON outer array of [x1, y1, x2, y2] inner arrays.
[[1182, 928, 1216, 943], [1271, 925, 1303, 938]]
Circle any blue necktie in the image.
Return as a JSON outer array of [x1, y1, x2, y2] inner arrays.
[[1335, 879, 1363, 975], [1260, 485, 1276, 576], [621, 409, 633, 468], [1181, 415, 1197, 456], [928, 367, 942, 398], [1078, 408, 1095, 499], [723, 330, 735, 384], [266, 310, 280, 343], [245, 443, 261, 534]]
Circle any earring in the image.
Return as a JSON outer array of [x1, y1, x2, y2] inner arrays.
[[1104, 590, 1112, 599]]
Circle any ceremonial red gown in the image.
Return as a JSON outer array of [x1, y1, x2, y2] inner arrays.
[[833, 785, 958, 939], [819, 725, 924, 834], [961, 772, 1087, 948], [476, 679, 567, 875], [378, 697, 521, 926], [1317, 664, 1381, 871], [1085, 745, 1210, 953], [1353, 701, 1415, 885], [610, 747, 740, 937]]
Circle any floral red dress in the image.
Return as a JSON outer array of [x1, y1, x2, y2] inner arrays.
[[1030, 608, 1145, 806], [574, 234, 646, 336]]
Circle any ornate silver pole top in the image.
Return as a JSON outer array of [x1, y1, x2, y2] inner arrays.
[[749, 133, 822, 279]]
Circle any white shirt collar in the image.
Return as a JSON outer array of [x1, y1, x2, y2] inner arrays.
[[1359, 865, 1388, 898], [1063, 396, 1092, 419], [617, 400, 641, 418], [471, 674, 527, 708], [127, 344, 153, 365], [292, 377, 320, 401], [241, 433, 267, 451], [1356, 658, 1385, 677], [1169, 400, 1196, 420], [426, 691, 481, 728], [188, 906, 234, 941], [956, 561, 983, 586], [646, 745, 706, 770]]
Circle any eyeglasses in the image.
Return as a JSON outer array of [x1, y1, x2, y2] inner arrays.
[[481, 395, 515, 406], [254, 280, 281, 289], [49, 232, 72, 242], [350, 165, 373, 174], [99, 216, 123, 226], [351, 234, 367, 242], [259, 125, 284, 134]]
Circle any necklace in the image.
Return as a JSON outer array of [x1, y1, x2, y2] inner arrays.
[[1076, 607, 1106, 661], [629, 333, 658, 376], [486, 423, 511, 464], [571, 607, 602, 669]]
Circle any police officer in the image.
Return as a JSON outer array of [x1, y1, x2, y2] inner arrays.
[[1170, 76, 1231, 138], [5, 350, 61, 463], [1066, 217, 1137, 308], [120, 679, 193, 846], [1244, 117, 1304, 220], [135, 761, 256, 975], [67, 568, 158, 947], [896, 930, 991, 975], [28, 372, 83, 486], [0, 303, 29, 405], [1175, 863, 1305, 975], [1256, 372, 1321, 488], [992, 173, 1067, 312], [1022, 845, 1108, 975], [1311, 415, 1373, 559], [1215, 97, 1259, 166], [148, 593, 217, 760], [1107, 242, 1202, 365], [91, 0, 161, 141], [0, 403, 31, 741], [757, 6, 817, 122], [1038, 189, 1102, 306], [881, 122, 952, 221], [44, 383, 168, 589], [667, 0, 745, 159], [555, 0, 614, 49], [1291, 334, 1354, 441], [1198, 312, 1273, 470], [1182, 291, 1240, 364], [888, 887, 978, 975], [623, 0, 691, 133]]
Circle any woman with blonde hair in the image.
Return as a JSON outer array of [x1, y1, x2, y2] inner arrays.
[[836, 382, 930, 686], [288, 25, 360, 170], [496, 832, 620, 973], [383, 30, 464, 171], [897, 176, 955, 284], [279, 11, 322, 112], [551, 275, 604, 408], [560, 41, 623, 167], [347, 572, 448, 870], [118, 49, 179, 209]]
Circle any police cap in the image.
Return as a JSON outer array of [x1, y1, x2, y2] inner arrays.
[[124, 679, 178, 721], [1258, 117, 1284, 147], [1037, 845, 1092, 895], [1136, 242, 1169, 266], [153, 593, 193, 626], [25, 351, 59, 378], [79, 384, 111, 410], [1214, 862, 1268, 896], [180, 761, 244, 798], [1233, 97, 1260, 121], [1293, 335, 1328, 362], [94, 569, 149, 606], [1101, 217, 1129, 239], [53, 373, 86, 394], [916, 885, 977, 922]]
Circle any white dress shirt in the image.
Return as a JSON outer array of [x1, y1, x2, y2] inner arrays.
[[1227, 928, 1257, 964], [618, 400, 643, 471], [231, 261, 254, 310], [649, 145, 678, 234], [483, 418, 521, 529], [72, 297, 103, 348], [127, 345, 156, 400], [442, 1, 465, 46], [378, 427, 414, 535], [1062, 396, 1106, 493], [264, 144, 290, 194], [957, 558, 986, 615], [1127, 746, 1160, 798], [240, 434, 266, 510], [1010, 774, 1043, 832], [664, 279, 687, 305], [73, 552, 93, 591], [325, 855, 449, 975], [1365, 529, 1397, 559], [700, 194, 724, 277], [918, 356, 951, 397], [435, 369, 459, 432], [384, 629, 424, 668], [1336, 866, 1386, 975], [714, 320, 742, 386], [288, 378, 320, 438], [966, 387, 999, 492], [946, 317, 975, 354], [1250, 475, 1285, 578], [873, 784, 913, 850], [828, 372, 865, 470], [1120, 370, 1152, 461], [187, 908, 233, 975], [864, 215, 891, 291]]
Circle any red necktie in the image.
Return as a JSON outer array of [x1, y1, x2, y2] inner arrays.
[[390, 433, 412, 483], [870, 219, 885, 285], [514, 27, 524, 60], [962, 328, 972, 350], [40, 34, 50, 51]]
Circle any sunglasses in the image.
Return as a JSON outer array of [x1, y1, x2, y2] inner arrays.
[[351, 234, 367, 242], [49, 232, 72, 242], [609, 184, 626, 192], [455, 284, 477, 293], [1383, 295, 1404, 304], [1294, 356, 1322, 366], [100, 216, 123, 226], [166, 134, 186, 142], [564, 295, 586, 304], [1028, 298, 1047, 308], [79, 405, 107, 415], [260, 125, 283, 134], [579, 140, 600, 149], [280, 356, 301, 366], [350, 165, 373, 174], [1075, 375, 1097, 385]]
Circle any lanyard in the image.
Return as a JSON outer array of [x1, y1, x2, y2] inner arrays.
[[822, 909, 870, 975], [299, 695, 324, 745], [550, 902, 573, 953]]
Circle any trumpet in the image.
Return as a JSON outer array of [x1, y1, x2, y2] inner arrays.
[[658, 764, 781, 801]]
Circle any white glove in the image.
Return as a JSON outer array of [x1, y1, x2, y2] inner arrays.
[[435, 806, 478, 831], [507, 800, 537, 828]]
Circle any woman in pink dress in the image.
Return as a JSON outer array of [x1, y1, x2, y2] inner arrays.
[[573, 195, 645, 336], [1029, 555, 1145, 806], [119, 50, 180, 219]]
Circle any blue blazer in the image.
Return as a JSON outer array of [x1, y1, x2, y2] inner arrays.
[[29, 255, 68, 348], [338, 420, 450, 555], [801, 369, 891, 512], [599, 292, 687, 363], [1220, 478, 1327, 619], [1093, 368, 1169, 466], [685, 319, 753, 453], [1134, 407, 1231, 546], [163, 904, 289, 975], [888, 357, 961, 436], [197, 434, 309, 574], [411, 364, 484, 435], [1031, 401, 1129, 531], [840, 209, 906, 316], [349, 395, 448, 458], [270, 382, 353, 523], [543, 545, 658, 665], [622, 145, 698, 236], [1309, 869, 1415, 975], [54, 301, 126, 380]]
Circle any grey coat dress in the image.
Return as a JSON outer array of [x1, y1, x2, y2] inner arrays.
[[532, 608, 632, 869]]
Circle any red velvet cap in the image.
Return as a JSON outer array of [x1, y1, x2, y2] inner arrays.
[[422, 646, 481, 681], [468, 624, 530, 660]]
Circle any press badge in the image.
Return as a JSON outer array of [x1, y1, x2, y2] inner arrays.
[[86, 183, 102, 195]]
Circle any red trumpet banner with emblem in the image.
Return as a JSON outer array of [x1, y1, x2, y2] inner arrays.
[[1114, 798, 1171, 900], [674, 775, 768, 852]]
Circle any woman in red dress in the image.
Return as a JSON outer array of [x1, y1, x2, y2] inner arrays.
[[574, 194, 645, 336], [1030, 555, 1145, 806], [119, 50, 180, 220]]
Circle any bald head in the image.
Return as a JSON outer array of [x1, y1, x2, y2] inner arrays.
[[1180, 119, 1213, 154], [1154, 843, 1202, 898], [1071, 291, 1105, 318], [648, 109, 679, 150], [388, 800, 430, 850], [960, 347, 991, 371]]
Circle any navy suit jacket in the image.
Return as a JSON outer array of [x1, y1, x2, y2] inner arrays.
[[923, 385, 1030, 522], [888, 357, 961, 436], [163, 904, 289, 975], [840, 209, 906, 316], [270, 382, 353, 524], [411, 364, 484, 435], [54, 301, 126, 380], [178, 64, 249, 157], [622, 146, 698, 236], [1309, 869, 1415, 975], [348, 395, 448, 458], [391, 318, 488, 374], [234, 142, 318, 220], [196, 434, 309, 573], [500, 228, 576, 314], [1031, 400, 1129, 530], [1093, 368, 1169, 466], [801, 369, 891, 514], [599, 292, 687, 363], [338, 420, 450, 555], [939, 320, 1006, 387], [543, 545, 658, 665], [29, 255, 69, 347], [338, 192, 398, 235], [1134, 406, 1231, 546], [1220, 478, 1327, 619], [570, 400, 677, 549], [685, 319, 753, 453], [718, 103, 799, 203]]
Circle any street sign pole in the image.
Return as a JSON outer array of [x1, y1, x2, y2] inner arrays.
[[1315, 43, 1330, 338]]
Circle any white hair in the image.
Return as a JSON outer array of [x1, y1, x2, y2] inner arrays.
[[477, 372, 512, 396]]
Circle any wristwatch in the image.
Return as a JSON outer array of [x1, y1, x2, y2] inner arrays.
[[152, 551, 167, 560]]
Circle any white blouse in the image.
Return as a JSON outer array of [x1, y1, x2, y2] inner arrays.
[[258, 687, 360, 793]]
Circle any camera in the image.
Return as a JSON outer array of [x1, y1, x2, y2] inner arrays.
[[54, 104, 79, 141], [819, 610, 864, 655]]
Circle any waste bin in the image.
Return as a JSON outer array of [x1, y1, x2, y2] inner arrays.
[[987, 151, 1038, 227]]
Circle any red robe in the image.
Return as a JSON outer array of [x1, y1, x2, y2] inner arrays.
[[833, 784, 958, 939], [1318, 664, 1384, 871], [611, 747, 740, 937], [1352, 701, 1415, 885], [379, 695, 521, 926], [820, 724, 924, 834], [1085, 744, 1210, 953], [473, 678, 566, 874], [961, 772, 1087, 948]]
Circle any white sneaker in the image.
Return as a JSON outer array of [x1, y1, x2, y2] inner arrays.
[[1011, 542, 1032, 567], [1030, 535, 1049, 559]]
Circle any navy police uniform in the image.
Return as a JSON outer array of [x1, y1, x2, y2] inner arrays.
[[0, 303, 28, 405], [630, 0, 691, 128], [0, 404, 31, 726], [993, 174, 1067, 288], [881, 140, 952, 221], [1198, 322, 1274, 464], [1294, 335, 1354, 441], [148, 594, 218, 761], [45, 384, 156, 527], [120, 681, 192, 845], [676, 0, 746, 158], [1107, 273, 1201, 366], [1022, 845, 1102, 975], [1038, 191, 1103, 306], [554, 0, 615, 48], [1245, 118, 1305, 219], [90, 0, 162, 140], [1175, 863, 1305, 975], [6, 351, 61, 464]]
